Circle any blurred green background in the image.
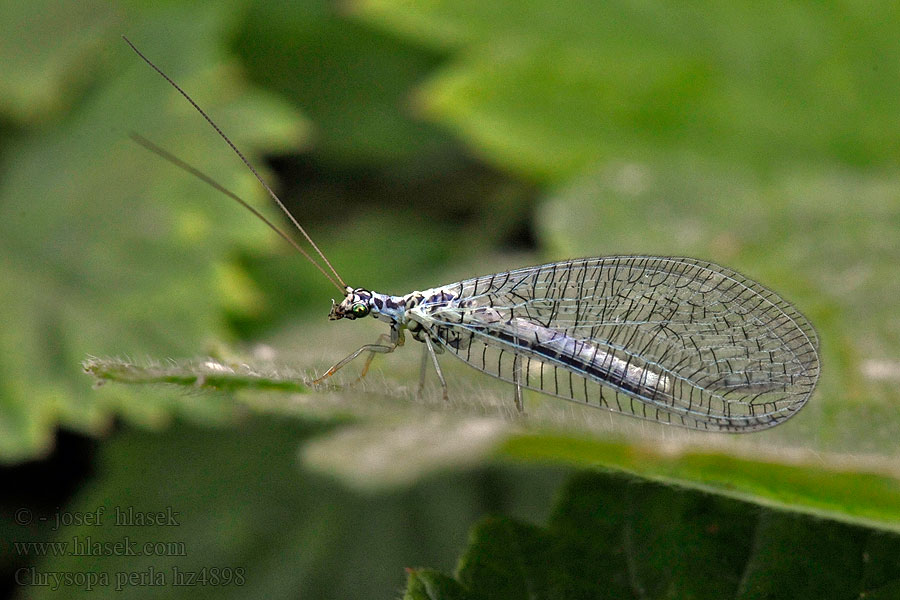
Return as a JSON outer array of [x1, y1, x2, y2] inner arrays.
[[1, 0, 900, 598]]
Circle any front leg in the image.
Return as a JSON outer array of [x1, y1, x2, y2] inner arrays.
[[349, 333, 393, 384], [313, 328, 405, 385]]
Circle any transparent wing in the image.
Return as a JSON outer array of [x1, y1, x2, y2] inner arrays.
[[414, 256, 820, 432]]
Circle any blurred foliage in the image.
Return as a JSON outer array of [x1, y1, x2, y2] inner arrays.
[[1, 0, 899, 597], [234, 0, 455, 169], [0, 3, 308, 460], [403, 472, 900, 600], [357, 0, 900, 180], [10, 417, 566, 599]]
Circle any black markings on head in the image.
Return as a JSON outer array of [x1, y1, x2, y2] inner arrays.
[[351, 288, 371, 303]]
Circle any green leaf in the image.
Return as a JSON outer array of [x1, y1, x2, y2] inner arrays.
[[0, 0, 116, 123], [458, 518, 564, 598], [21, 416, 545, 599], [405, 569, 472, 600], [233, 0, 455, 169], [83, 357, 309, 394], [414, 471, 900, 599], [0, 4, 308, 461], [737, 512, 871, 600], [551, 473, 755, 598], [356, 1, 900, 180], [19, 417, 341, 600], [301, 417, 509, 491], [500, 433, 900, 534]]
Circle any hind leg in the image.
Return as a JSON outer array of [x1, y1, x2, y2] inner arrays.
[[512, 355, 525, 413], [422, 336, 449, 402]]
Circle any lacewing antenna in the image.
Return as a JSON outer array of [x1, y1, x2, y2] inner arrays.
[[129, 133, 346, 290], [123, 35, 347, 293]]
